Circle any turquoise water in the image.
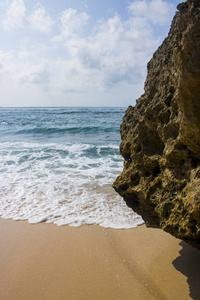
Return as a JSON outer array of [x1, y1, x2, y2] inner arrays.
[[0, 107, 143, 228]]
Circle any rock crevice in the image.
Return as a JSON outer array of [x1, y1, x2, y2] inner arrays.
[[113, 0, 200, 250]]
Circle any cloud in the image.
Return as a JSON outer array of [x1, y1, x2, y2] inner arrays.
[[128, 0, 174, 26], [51, 0, 176, 95], [0, 50, 14, 80], [20, 65, 51, 91], [29, 5, 53, 34], [2, 0, 26, 30], [18, 44, 50, 60], [53, 11, 159, 93], [53, 8, 89, 41], [2, 0, 53, 33], [0, 0, 176, 106]]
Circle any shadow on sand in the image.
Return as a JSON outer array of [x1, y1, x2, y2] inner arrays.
[[173, 241, 200, 300]]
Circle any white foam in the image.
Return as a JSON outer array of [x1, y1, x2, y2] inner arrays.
[[0, 142, 144, 229]]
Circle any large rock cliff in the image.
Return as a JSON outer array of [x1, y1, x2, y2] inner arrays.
[[113, 0, 200, 250]]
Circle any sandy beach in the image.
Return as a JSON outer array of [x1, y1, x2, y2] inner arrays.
[[0, 218, 200, 300]]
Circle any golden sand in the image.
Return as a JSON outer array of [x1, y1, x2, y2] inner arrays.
[[0, 218, 200, 299]]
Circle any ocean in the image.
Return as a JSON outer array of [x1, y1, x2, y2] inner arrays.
[[0, 107, 143, 228]]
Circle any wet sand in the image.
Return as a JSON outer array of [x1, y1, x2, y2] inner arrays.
[[0, 218, 200, 300]]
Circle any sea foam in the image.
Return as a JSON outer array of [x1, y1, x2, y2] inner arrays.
[[0, 142, 143, 228], [0, 107, 144, 228]]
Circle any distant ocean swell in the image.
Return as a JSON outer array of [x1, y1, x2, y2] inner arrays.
[[7, 125, 119, 136], [0, 108, 144, 228]]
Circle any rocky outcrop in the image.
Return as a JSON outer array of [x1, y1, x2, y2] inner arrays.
[[113, 0, 200, 250]]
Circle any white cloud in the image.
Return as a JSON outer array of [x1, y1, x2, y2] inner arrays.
[[20, 67, 50, 89], [53, 12, 159, 93], [0, 50, 13, 80], [0, 0, 176, 106], [53, 8, 89, 41], [2, 0, 53, 33], [18, 44, 50, 60], [29, 5, 53, 34], [2, 0, 26, 30], [128, 0, 174, 26]]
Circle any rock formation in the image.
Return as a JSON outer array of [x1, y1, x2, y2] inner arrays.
[[113, 0, 200, 250]]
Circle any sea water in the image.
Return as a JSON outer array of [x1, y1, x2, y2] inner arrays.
[[0, 107, 143, 228]]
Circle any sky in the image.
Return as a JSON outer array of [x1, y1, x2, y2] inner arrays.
[[0, 0, 180, 107]]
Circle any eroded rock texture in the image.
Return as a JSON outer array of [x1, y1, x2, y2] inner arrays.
[[113, 0, 200, 249]]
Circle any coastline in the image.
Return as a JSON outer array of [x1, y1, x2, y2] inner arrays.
[[0, 218, 200, 300]]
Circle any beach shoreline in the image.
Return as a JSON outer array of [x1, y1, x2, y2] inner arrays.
[[0, 218, 200, 300]]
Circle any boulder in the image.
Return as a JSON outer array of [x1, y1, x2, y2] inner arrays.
[[113, 0, 200, 250]]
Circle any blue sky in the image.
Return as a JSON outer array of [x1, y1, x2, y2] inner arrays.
[[0, 0, 180, 107]]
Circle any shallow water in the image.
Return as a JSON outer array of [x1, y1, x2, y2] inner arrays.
[[0, 107, 143, 228]]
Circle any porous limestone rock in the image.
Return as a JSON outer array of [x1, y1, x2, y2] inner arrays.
[[113, 0, 200, 250]]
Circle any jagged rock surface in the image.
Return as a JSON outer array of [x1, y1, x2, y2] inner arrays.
[[113, 0, 200, 250]]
